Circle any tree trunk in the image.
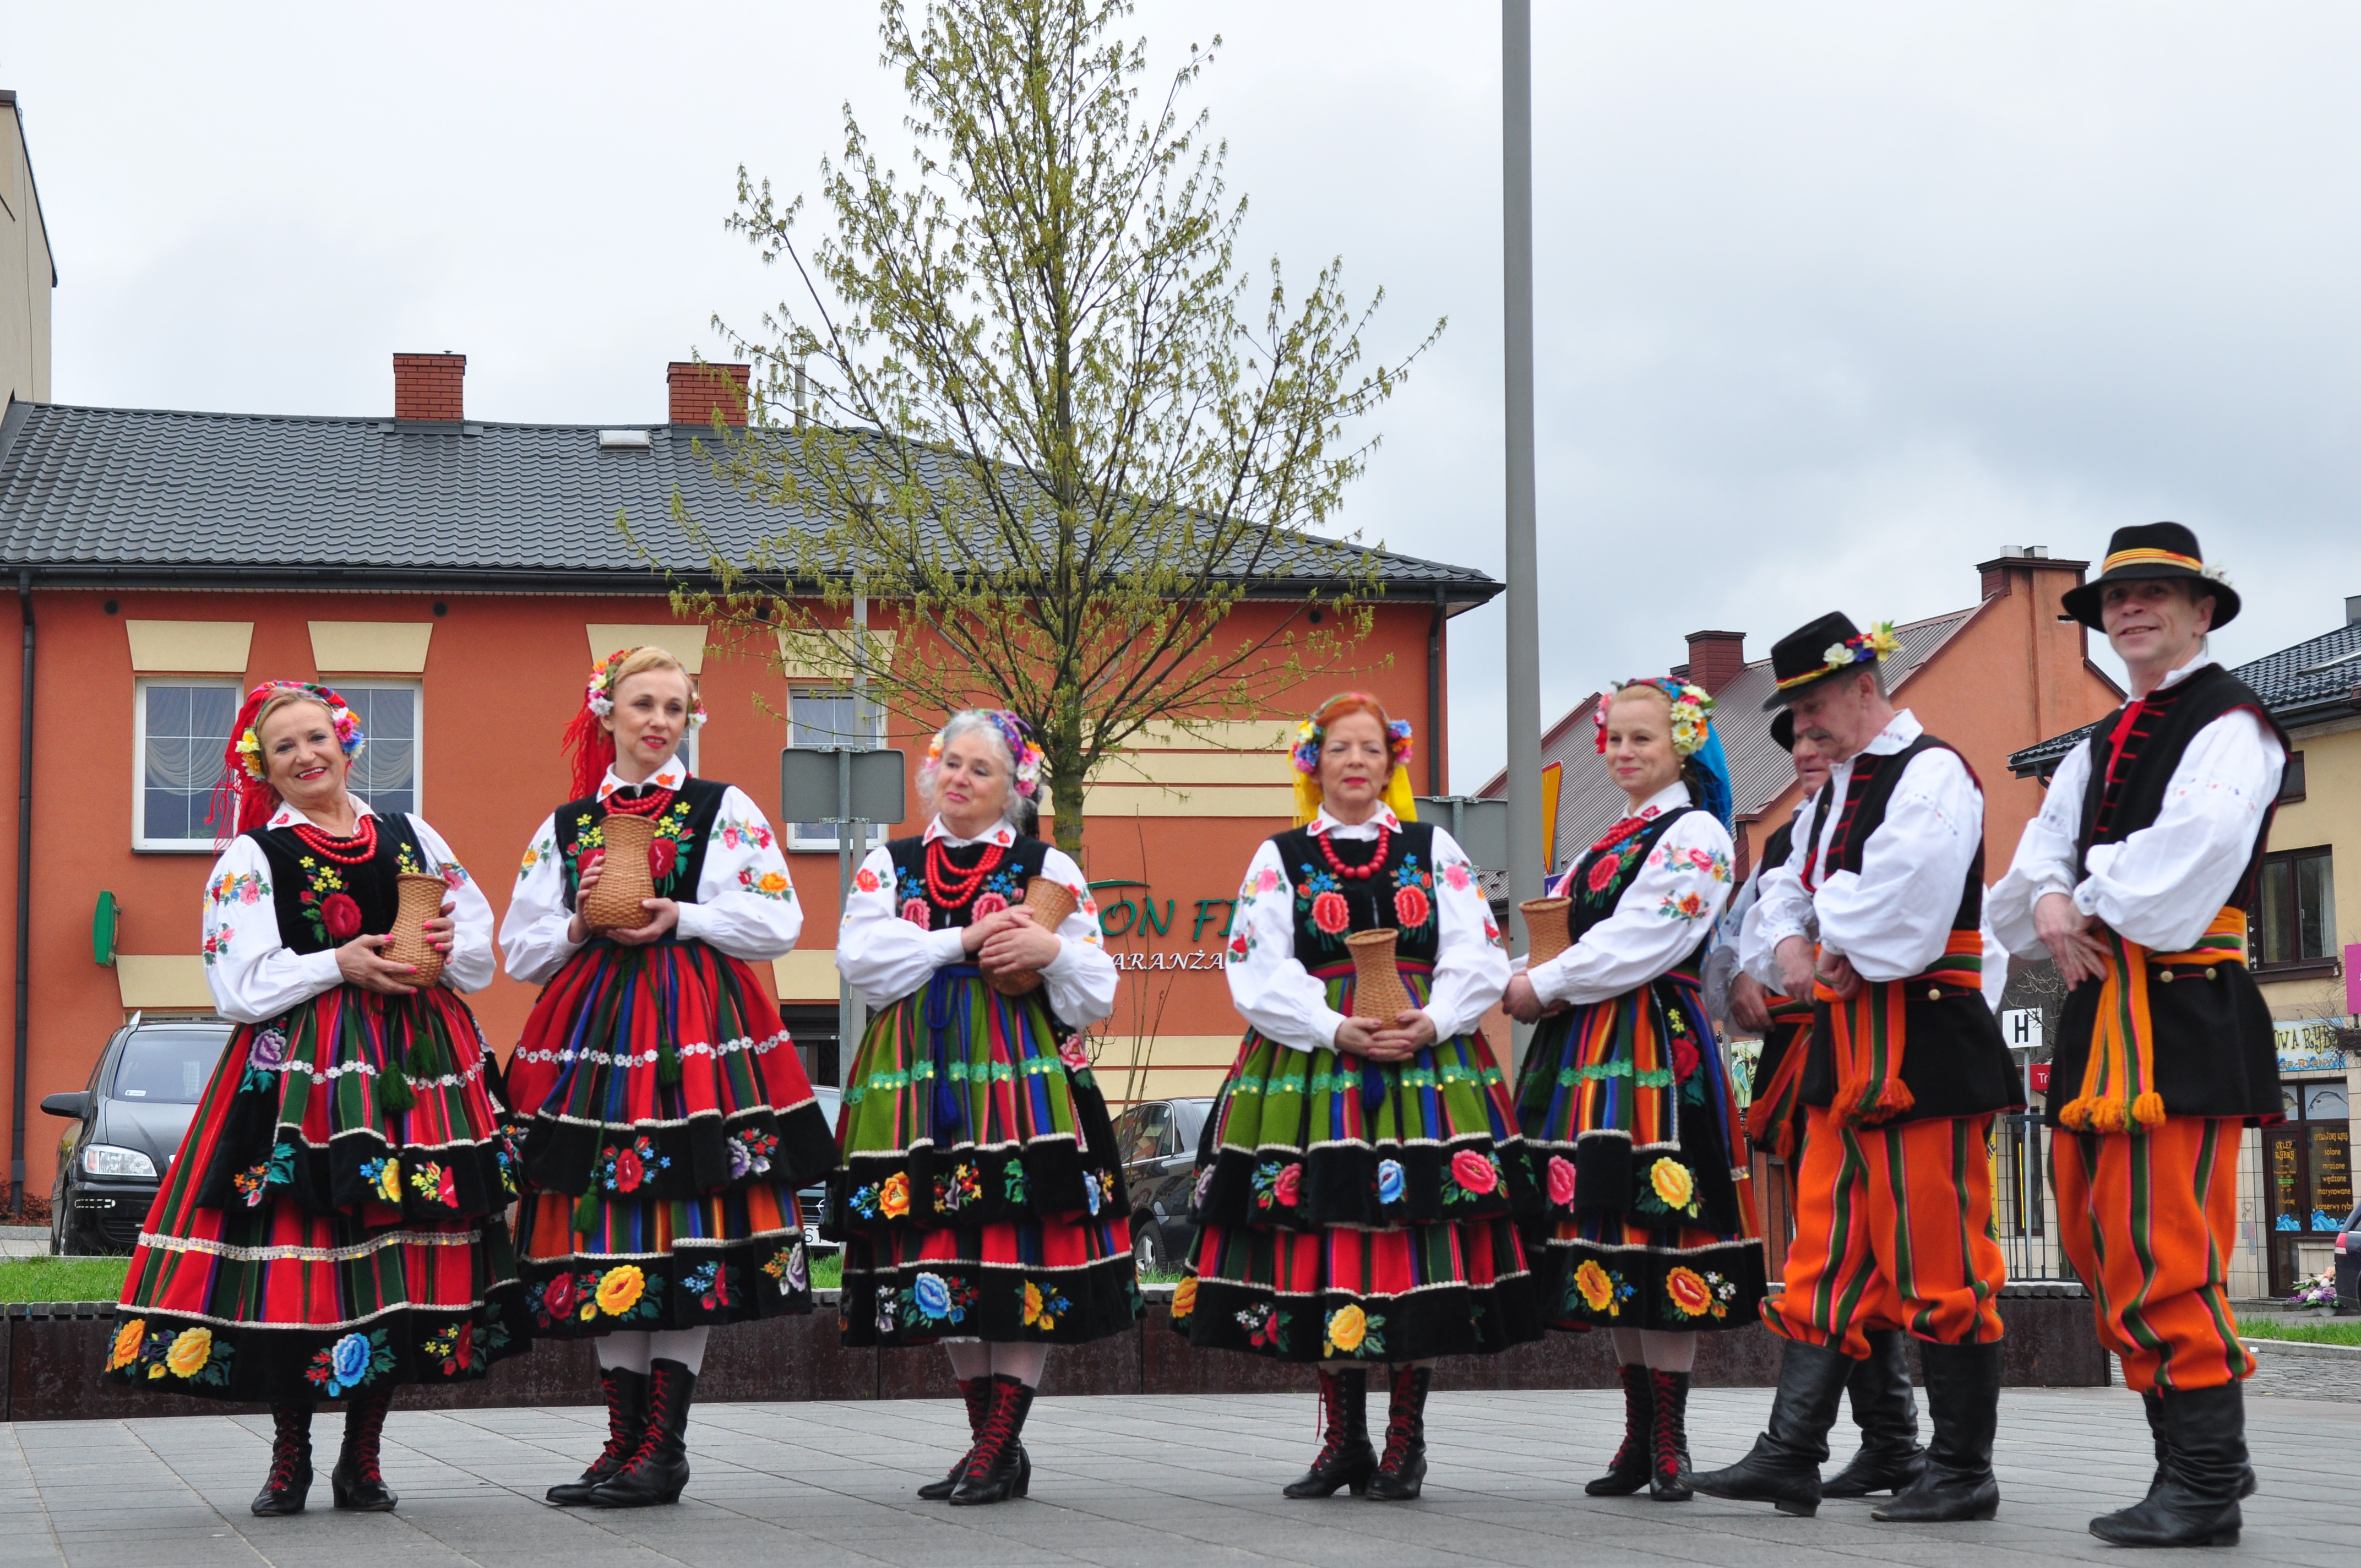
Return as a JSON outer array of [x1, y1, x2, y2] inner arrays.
[[1046, 756, 1088, 858]]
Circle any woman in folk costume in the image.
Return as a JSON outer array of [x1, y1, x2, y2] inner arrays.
[[1501, 678, 1765, 1502], [1175, 693, 1540, 1502], [108, 682, 525, 1517], [831, 709, 1133, 1507], [503, 646, 836, 1509]]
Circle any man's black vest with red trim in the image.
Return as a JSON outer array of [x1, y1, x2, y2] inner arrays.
[[1799, 734, 2021, 1123], [2047, 662, 2288, 1125]]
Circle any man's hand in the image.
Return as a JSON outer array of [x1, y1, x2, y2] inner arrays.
[[1775, 935, 1818, 1000], [2036, 891, 2112, 987], [1815, 952, 1865, 1001], [1728, 972, 1774, 1036]]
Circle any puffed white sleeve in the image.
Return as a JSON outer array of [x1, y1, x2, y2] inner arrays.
[[672, 786, 803, 961], [498, 811, 581, 987], [1531, 812, 1734, 1009], [2072, 710, 2284, 952], [1739, 798, 1817, 988], [1814, 748, 1983, 982], [1416, 826, 1509, 1037], [1222, 838, 1345, 1053], [1988, 738, 2094, 957], [1034, 847, 1118, 1028], [836, 843, 967, 1007], [202, 837, 342, 1025], [405, 814, 496, 993]]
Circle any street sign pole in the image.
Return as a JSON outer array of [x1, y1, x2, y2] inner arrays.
[[1502, 0, 1544, 1071]]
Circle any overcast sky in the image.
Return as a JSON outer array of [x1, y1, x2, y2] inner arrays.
[[9, 3, 2357, 787]]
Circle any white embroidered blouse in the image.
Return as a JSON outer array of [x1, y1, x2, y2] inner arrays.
[[1222, 806, 1506, 1053], [200, 797, 496, 1026], [500, 756, 803, 986], [1526, 782, 1736, 1010], [835, 815, 1118, 1027]]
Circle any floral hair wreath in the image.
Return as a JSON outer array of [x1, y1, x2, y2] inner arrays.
[[1291, 696, 1415, 777], [927, 710, 1045, 798], [586, 649, 708, 729], [1772, 620, 1902, 695], [233, 682, 365, 782], [1595, 678, 1714, 756]]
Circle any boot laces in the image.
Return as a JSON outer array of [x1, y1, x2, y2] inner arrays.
[[1649, 1370, 1685, 1477], [347, 1394, 389, 1485], [621, 1374, 679, 1473], [1310, 1374, 1352, 1466], [266, 1411, 308, 1491], [1608, 1365, 1649, 1470], [959, 1384, 1021, 1483], [1377, 1370, 1423, 1473]]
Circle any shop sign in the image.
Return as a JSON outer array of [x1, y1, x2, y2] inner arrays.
[[2275, 1017, 2348, 1075], [1090, 880, 1234, 972]]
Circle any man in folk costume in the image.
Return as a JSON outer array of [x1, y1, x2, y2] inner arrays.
[[1692, 614, 2021, 1523], [1989, 525, 2284, 1548]]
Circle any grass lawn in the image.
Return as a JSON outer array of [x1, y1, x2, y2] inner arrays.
[[0, 1255, 129, 1303], [2240, 1317, 2361, 1347], [812, 1250, 842, 1292]]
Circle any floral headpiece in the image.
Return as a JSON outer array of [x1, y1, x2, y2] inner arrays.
[[586, 649, 708, 729], [233, 682, 365, 781], [1595, 678, 1714, 756], [1771, 620, 1901, 694], [928, 710, 1045, 798]]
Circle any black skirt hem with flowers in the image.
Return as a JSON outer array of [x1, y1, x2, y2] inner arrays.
[[1531, 1237, 1769, 1334], [824, 1136, 1121, 1240], [1192, 1134, 1543, 1234], [837, 1247, 1142, 1348], [513, 1231, 816, 1337], [522, 1101, 837, 1207], [101, 1293, 530, 1406], [1172, 1268, 1548, 1364]]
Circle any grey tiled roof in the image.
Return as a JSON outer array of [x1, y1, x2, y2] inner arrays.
[[2009, 617, 2361, 776], [1479, 608, 1975, 867], [0, 401, 1500, 600]]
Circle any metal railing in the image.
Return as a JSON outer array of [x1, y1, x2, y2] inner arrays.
[[1993, 1112, 2073, 1281]]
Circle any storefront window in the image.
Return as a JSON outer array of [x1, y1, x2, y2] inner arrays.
[[2267, 1075, 2354, 1293]]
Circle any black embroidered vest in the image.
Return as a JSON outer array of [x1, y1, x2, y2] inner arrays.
[[883, 834, 1052, 929], [1269, 821, 1444, 968], [2048, 665, 2288, 1125], [1797, 733, 2020, 1122], [553, 777, 729, 933], [1562, 806, 1710, 976], [250, 812, 433, 955]]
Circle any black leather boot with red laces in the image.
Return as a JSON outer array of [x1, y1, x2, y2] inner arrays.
[[1365, 1364, 1432, 1501], [251, 1404, 314, 1517], [1283, 1367, 1375, 1499], [1649, 1369, 1693, 1501], [921, 1378, 1018, 1501], [590, 1358, 697, 1507], [548, 1365, 648, 1506], [331, 1389, 398, 1511], [949, 1374, 1035, 1506], [1586, 1364, 1653, 1496]]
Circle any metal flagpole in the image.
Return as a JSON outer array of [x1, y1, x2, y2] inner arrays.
[[1501, 0, 1544, 1072]]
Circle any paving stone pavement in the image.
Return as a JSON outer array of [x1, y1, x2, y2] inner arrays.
[[0, 1387, 2352, 1568]]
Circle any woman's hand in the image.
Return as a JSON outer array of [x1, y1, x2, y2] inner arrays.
[[337, 933, 420, 995], [980, 917, 1060, 976], [568, 851, 606, 944], [2036, 891, 2112, 987], [1366, 1009, 1437, 1060], [607, 899, 681, 947], [1330, 1016, 1381, 1058], [1502, 972, 1546, 1024], [959, 906, 1030, 955], [421, 900, 456, 957]]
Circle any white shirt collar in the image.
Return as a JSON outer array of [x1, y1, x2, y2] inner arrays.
[[1857, 707, 1924, 759], [1628, 781, 1690, 820], [924, 814, 1018, 850], [598, 755, 688, 801], [2146, 655, 2216, 695], [268, 794, 376, 830], [1310, 804, 1402, 839]]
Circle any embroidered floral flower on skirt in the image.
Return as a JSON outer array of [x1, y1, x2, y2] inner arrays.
[[508, 938, 838, 1336], [1512, 971, 1766, 1332], [832, 963, 1141, 1346], [1173, 962, 1548, 1363], [107, 983, 527, 1404]]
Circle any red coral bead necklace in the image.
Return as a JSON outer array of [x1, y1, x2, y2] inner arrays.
[[291, 813, 378, 865], [1316, 821, 1389, 880], [604, 785, 674, 818], [925, 838, 1005, 906]]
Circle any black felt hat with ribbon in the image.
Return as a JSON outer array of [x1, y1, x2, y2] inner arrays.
[[2059, 522, 2239, 631], [1760, 612, 1897, 711]]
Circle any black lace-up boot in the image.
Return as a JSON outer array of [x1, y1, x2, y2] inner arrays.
[[1822, 1330, 1927, 1498], [548, 1365, 648, 1506], [251, 1404, 314, 1517], [1648, 1369, 1693, 1501], [949, 1374, 1035, 1506], [1284, 1366, 1375, 1498], [1365, 1364, 1432, 1501], [920, 1378, 995, 1501], [590, 1357, 697, 1507], [330, 1388, 398, 1511], [1690, 1338, 1856, 1517], [1586, 1363, 1653, 1496]]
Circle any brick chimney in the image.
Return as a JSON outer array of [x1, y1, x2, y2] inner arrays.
[[393, 353, 465, 422], [1682, 630, 1747, 695], [668, 362, 751, 426]]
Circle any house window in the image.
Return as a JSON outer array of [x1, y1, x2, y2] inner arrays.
[[787, 685, 883, 850], [2277, 750, 2306, 804], [335, 683, 421, 818], [2254, 847, 2336, 972], [134, 679, 242, 850]]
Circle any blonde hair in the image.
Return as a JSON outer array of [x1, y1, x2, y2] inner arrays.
[[606, 646, 694, 704]]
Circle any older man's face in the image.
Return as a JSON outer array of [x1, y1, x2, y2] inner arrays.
[[1787, 671, 1885, 761], [1792, 733, 1833, 796]]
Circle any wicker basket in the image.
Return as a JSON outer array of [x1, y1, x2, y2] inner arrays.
[[1521, 897, 1574, 965], [1345, 928, 1415, 1022], [385, 873, 450, 988], [581, 812, 659, 933], [989, 876, 1080, 996]]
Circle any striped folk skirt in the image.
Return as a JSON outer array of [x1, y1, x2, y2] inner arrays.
[[1174, 963, 1547, 1363], [1513, 972, 1766, 1333], [508, 937, 838, 1336], [107, 983, 528, 1404], [831, 964, 1140, 1346]]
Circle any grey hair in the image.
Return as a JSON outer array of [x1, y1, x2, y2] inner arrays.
[[916, 709, 1038, 835]]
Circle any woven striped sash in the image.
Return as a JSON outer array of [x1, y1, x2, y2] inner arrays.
[[1815, 928, 1984, 1129], [2058, 907, 2245, 1134]]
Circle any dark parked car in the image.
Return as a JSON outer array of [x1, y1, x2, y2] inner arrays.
[[2337, 1204, 2360, 1310], [42, 1016, 235, 1255], [1111, 1096, 1213, 1272], [797, 1085, 844, 1251]]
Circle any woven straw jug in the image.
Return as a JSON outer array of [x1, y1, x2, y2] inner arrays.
[[1345, 928, 1415, 1022], [1521, 897, 1573, 965], [581, 813, 659, 933], [989, 876, 1079, 995], [385, 873, 450, 988]]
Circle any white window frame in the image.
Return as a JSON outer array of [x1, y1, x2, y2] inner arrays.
[[329, 680, 424, 820], [786, 683, 885, 852], [132, 677, 244, 852]]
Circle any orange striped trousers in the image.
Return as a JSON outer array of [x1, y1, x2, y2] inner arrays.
[[1764, 1106, 2006, 1355], [2050, 1116, 2255, 1394]]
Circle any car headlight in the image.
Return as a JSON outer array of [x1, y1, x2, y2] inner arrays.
[[80, 1145, 157, 1179]]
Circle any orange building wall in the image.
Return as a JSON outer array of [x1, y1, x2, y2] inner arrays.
[[0, 587, 1451, 1199]]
